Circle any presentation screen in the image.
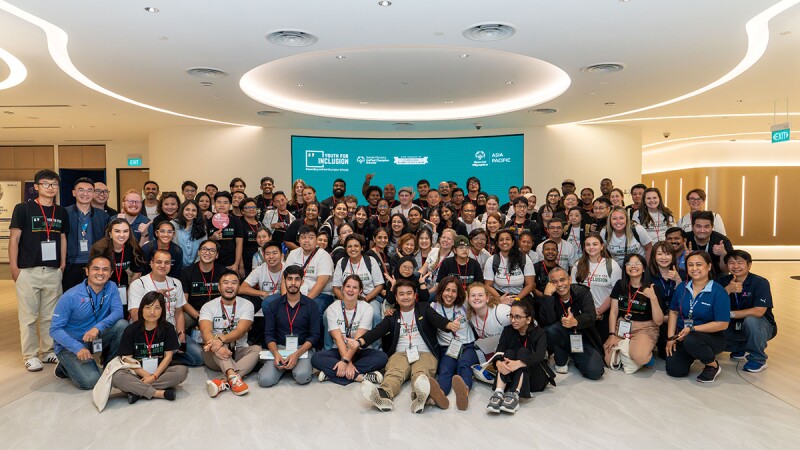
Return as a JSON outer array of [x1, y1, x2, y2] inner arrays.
[[291, 134, 524, 199]]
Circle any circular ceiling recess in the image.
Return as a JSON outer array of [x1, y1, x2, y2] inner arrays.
[[239, 46, 571, 121]]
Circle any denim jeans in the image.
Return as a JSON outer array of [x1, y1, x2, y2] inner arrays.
[[725, 315, 776, 364], [171, 337, 204, 367], [55, 319, 128, 390], [437, 343, 479, 394]]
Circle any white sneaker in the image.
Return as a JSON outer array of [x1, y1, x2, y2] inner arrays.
[[26, 357, 43, 372], [555, 364, 569, 374], [42, 353, 58, 364], [361, 380, 393, 412], [318, 371, 328, 382], [411, 375, 431, 414], [363, 371, 383, 384]]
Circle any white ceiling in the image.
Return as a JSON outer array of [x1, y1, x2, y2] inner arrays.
[[0, 0, 798, 148]]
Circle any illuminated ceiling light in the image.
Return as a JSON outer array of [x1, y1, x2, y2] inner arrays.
[[335, 55, 346, 60], [582, 112, 800, 125], [641, 131, 792, 150], [296, 83, 304, 87], [506, 81, 514, 85], [576, 0, 800, 124], [378, 1, 392, 6], [443, 101, 453, 104], [144, 7, 159, 13], [0, 46, 27, 90], [0, 1, 250, 127], [359, 101, 369, 104]]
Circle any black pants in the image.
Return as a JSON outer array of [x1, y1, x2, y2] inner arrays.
[[545, 324, 604, 380], [496, 348, 550, 398], [666, 331, 726, 378], [595, 312, 610, 343], [62, 263, 87, 292]]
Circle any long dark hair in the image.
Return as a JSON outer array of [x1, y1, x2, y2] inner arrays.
[[90, 218, 145, 267], [621, 253, 651, 287], [496, 229, 526, 273], [637, 187, 674, 229], [156, 192, 181, 216], [435, 276, 466, 307], [176, 199, 207, 240], [137, 291, 167, 326]]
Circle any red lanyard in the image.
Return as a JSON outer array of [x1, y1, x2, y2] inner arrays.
[[144, 326, 157, 357], [301, 248, 318, 277], [246, 220, 259, 236], [221, 299, 236, 329], [200, 264, 214, 299], [266, 264, 282, 295], [559, 295, 573, 317], [114, 247, 125, 284], [520, 335, 528, 348], [586, 258, 604, 288], [455, 259, 469, 289], [499, 254, 511, 286], [542, 262, 552, 279], [349, 258, 362, 276], [626, 283, 641, 316], [401, 314, 415, 345], [473, 307, 490, 339], [35, 199, 55, 241], [150, 273, 173, 294], [286, 302, 301, 334]]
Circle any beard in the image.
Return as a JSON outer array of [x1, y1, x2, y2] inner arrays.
[[333, 189, 345, 198]]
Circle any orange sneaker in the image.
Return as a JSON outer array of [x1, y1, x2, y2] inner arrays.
[[206, 378, 229, 398], [228, 375, 249, 396]]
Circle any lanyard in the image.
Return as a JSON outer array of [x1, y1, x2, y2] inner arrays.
[[199, 264, 215, 299], [144, 326, 157, 357], [586, 258, 604, 288], [559, 295, 572, 318], [569, 227, 580, 248], [221, 299, 237, 331], [472, 307, 490, 339], [519, 335, 528, 349], [35, 199, 55, 241], [149, 273, 173, 295], [658, 277, 674, 299], [86, 283, 106, 323], [278, 212, 290, 225], [455, 260, 469, 289], [266, 264, 282, 295], [652, 212, 662, 241], [401, 313, 415, 346], [114, 247, 125, 285], [348, 258, 362, 276], [245, 220, 259, 238], [680, 285, 704, 319], [79, 215, 89, 239], [441, 304, 461, 337], [301, 248, 318, 276], [625, 283, 641, 317], [341, 301, 358, 338], [500, 254, 512, 286], [286, 302, 301, 334]]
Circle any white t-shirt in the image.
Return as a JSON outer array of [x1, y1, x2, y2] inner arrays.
[[199, 296, 255, 349], [325, 300, 373, 345], [680, 212, 727, 237], [564, 227, 584, 257], [396, 309, 430, 353], [432, 303, 475, 346], [470, 304, 511, 340], [285, 248, 334, 295], [244, 263, 283, 297], [536, 239, 578, 270], [468, 248, 492, 269], [526, 250, 542, 266], [632, 210, 676, 242], [390, 205, 413, 218], [601, 225, 653, 266], [128, 275, 186, 326], [332, 256, 385, 295], [459, 218, 480, 235], [425, 248, 453, 286], [483, 254, 535, 295], [261, 210, 295, 234], [571, 258, 623, 308], [144, 204, 159, 221]]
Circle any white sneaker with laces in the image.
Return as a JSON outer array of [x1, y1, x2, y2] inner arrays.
[[26, 357, 43, 372], [42, 353, 58, 364], [318, 371, 328, 382]]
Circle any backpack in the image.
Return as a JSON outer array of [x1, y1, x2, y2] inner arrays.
[[339, 254, 374, 274], [491, 253, 524, 276]]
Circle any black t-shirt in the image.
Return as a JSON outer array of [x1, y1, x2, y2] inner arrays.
[[284, 218, 319, 246], [10, 200, 69, 268], [686, 231, 734, 278], [112, 244, 146, 287], [533, 261, 560, 296], [436, 257, 484, 287], [610, 280, 653, 322], [180, 262, 226, 311], [118, 321, 179, 362], [207, 215, 244, 266], [141, 241, 184, 279], [241, 217, 261, 257], [255, 196, 274, 222]]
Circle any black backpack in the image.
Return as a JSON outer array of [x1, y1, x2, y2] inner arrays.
[[339, 254, 374, 273]]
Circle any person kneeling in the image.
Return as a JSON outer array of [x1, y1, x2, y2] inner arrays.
[[349, 280, 461, 413], [486, 302, 554, 414], [112, 291, 188, 403]]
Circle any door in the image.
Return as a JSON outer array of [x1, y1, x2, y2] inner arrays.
[[116, 168, 151, 209], [58, 169, 106, 207]]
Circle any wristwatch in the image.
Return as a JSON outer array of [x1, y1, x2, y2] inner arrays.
[[730, 311, 736, 319], [689, 325, 695, 333], [342, 358, 351, 364]]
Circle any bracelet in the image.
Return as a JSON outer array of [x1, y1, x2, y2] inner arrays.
[[214, 335, 224, 343], [153, 373, 159, 380]]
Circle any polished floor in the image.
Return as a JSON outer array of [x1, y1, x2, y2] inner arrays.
[[0, 262, 798, 449]]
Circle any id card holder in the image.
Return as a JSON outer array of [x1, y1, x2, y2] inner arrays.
[[285, 335, 299, 352], [41, 240, 57, 261], [191, 329, 203, 343], [445, 339, 464, 359], [118, 286, 128, 305], [142, 356, 158, 374], [92, 338, 103, 353], [79, 239, 89, 252], [406, 345, 420, 363], [569, 333, 584, 353], [735, 321, 743, 331], [617, 319, 632, 338], [683, 319, 694, 328]]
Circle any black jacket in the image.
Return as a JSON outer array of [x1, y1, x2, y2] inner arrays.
[[360, 302, 451, 359], [538, 284, 602, 352]]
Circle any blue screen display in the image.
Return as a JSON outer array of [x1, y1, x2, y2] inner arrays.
[[291, 134, 524, 199]]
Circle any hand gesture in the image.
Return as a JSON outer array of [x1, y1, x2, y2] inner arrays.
[[726, 280, 743, 295], [498, 294, 514, 305], [642, 283, 656, 300], [446, 321, 460, 333], [543, 282, 557, 296], [274, 353, 287, 368], [712, 240, 727, 256], [82, 327, 100, 343], [561, 307, 578, 328], [384, 273, 396, 286], [667, 265, 681, 283], [365, 173, 375, 181]]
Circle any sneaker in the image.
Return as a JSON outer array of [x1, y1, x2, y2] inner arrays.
[[228, 375, 249, 396], [360, 380, 393, 412], [363, 371, 384, 384], [499, 391, 520, 414], [410, 375, 431, 413], [554, 363, 569, 374], [42, 353, 58, 364], [743, 360, 768, 373], [54, 361, 68, 379], [486, 391, 504, 414], [729, 351, 747, 360], [471, 364, 495, 384], [163, 388, 176, 401], [427, 377, 450, 410], [25, 357, 43, 372], [127, 393, 141, 404], [318, 371, 328, 382], [206, 378, 230, 398], [644, 355, 656, 368], [696, 362, 722, 383], [452, 375, 469, 411]]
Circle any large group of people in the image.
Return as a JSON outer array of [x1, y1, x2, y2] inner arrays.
[[8, 169, 777, 414]]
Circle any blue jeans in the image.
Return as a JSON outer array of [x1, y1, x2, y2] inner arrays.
[[55, 319, 128, 390], [437, 343, 479, 394], [172, 338, 204, 367], [725, 316, 776, 364], [310, 348, 388, 385]]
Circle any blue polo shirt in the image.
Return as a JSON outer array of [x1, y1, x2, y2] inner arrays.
[[717, 273, 776, 332], [50, 280, 123, 355], [669, 280, 730, 329], [263, 294, 321, 348]]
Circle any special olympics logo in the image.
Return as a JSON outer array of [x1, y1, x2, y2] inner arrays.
[[475, 151, 486, 160], [357, 156, 365, 164]]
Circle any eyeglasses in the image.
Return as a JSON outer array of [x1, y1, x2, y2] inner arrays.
[[37, 182, 57, 189], [95, 189, 110, 195], [242, 206, 257, 211], [199, 247, 217, 254], [508, 314, 529, 321], [625, 262, 643, 267], [687, 197, 703, 202], [157, 229, 175, 235], [125, 200, 141, 205], [77, 188, 95, 194]]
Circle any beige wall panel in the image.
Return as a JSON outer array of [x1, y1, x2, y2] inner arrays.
[[81, 145, 106, 168], [13, 147, 34, 168], [33, 146, 54, 169], [58, 146, 83, 168]]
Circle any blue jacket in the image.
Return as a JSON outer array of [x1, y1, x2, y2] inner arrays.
[[50, 280, 123, 355], [65, 205, 109, 264]]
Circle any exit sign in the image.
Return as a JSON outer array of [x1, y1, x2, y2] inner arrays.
[[127, 157, 143, 167], [771, 122, 790, 143]]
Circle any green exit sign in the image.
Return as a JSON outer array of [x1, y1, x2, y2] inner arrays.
[[127, 157, 143, 167], [771, 122, 790, 143]]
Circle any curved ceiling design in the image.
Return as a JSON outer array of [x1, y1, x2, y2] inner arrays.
[[0, 46, 26, 90]]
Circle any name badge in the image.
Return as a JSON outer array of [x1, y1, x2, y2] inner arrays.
[[79, 239, 89, 252], [406, 345, 420, 363], [285, 335, 299, 352], [191, 329, 203, 343], [445, 339, 464, 359], [92, 338, 103, 353], [617, 319, 632, 338], [41, 240, 57, 261], [735, 321, 743, 331], [569, 333, 584, 353], [142, 356, 158, 374], [118, 287, 128, 305], [683, 319, 694, 328]]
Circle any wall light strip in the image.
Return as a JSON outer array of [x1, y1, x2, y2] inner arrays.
[[578, 112, 800, 125], [740, 175, 746, 237], [773, 175, 778, 237], [0, 1, 251, 127], [705, 176, 709, 206], [573, 0, 800, 125], [664, 179, 669, 208], [0, 46, 27, 90], [679, 177, 683, 218]]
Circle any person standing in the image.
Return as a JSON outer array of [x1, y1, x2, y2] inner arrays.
[[91, 181, 117, 216], [142, 181, 160, 220], [9, 169, 69, 372], [63, 177, 110, 291], [118, 189, 150, 242]]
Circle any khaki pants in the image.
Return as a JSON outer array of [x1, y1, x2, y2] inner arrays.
[[111, 366, 189, 399], [16, 267, 62, 360], [202, 345, 262, 377], [605, 320, 660, 367], [381, 351, 437, 398]]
